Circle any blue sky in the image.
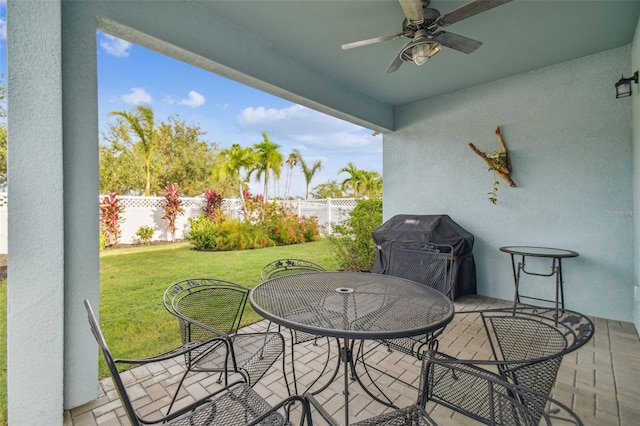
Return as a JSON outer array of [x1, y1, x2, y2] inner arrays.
[[0, 5, 382, 198]]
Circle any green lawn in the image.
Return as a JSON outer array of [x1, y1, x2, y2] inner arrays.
[[0, 238, 339, 424]]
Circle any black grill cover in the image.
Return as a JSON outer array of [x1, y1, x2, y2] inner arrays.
[[372, 214, 476, 299]]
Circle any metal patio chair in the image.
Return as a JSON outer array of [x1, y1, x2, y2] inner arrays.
[[478, 306, 594, 414], [354, 305, 593, 423], [386, 241, 456, 300], [261, 258, 333, 393], [163, 278, 289, 409], [84, 300, 310, 426], [308, 351, 584, 425], [261, 258, 327, 280], [354, 241, 456, 398], [376, 241, 456, 357]]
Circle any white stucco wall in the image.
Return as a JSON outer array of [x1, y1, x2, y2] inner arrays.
[[385, 46, 634, 322]]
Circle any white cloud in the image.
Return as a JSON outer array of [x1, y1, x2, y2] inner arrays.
[[237, 104, 381, 154], [0, 18, 6, 41], [120, 87, 152, 105], [178, 91, 206, 108], [163, 95, 177, 105], [100, 34, 132, 58]]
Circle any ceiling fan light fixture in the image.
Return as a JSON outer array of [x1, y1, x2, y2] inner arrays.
[[411, 41, 442, 65]]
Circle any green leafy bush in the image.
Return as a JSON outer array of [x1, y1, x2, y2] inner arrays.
[[135, 226, 154, 245], [186, 215, 218, 251], [328, 198, 382, 272], [214, 220, 275, 251], [253, 200, 320, 245], [269, 213, 320, 245], [99, 230, 107, 251], [186, 196, 320, 251], [301, 215, 321, 242]]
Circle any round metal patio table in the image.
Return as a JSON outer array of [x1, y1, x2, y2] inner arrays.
[[250, 271, 455, 425]]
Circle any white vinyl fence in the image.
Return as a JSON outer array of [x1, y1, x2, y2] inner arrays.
[[0, 194, 357, 253]]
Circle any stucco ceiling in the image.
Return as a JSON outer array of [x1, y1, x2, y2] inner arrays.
[[192, 0, 639, 107]]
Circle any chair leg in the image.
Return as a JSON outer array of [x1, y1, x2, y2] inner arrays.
[[167, 369, 190, 415]]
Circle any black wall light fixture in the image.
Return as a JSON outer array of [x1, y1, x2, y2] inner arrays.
[[615, 71, 639, 98]]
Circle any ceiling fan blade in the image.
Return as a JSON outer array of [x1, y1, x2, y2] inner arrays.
[[385, 49, 405, 74], [438, 0, 512, 27], [341, 33, 404, 50], [398, 0, 425, 23], [431, 31, 482, 54]]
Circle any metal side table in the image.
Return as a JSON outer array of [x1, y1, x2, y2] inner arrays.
[[500, 246, 578, 311]]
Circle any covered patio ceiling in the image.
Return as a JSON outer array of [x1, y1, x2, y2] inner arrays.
[[185, 0, 639, 111]]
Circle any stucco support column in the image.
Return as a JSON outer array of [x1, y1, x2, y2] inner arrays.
[[62, 1, 100, 411], [7, 0, 100, 423], [7, 0, 66, 423]]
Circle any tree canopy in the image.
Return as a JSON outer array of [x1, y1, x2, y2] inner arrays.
[[294, 149, 323, 200], [110, 105, 158, 196], [252, 132, 283, 200], [99, 105, 381, 199], [100, 109, 222, 196]]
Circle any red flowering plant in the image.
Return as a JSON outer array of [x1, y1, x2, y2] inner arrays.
[[242, 191, 266, 224], [202, 189, 224, 222], [99, 191, 125, 247], [161, 183, 184, 242], [261, 202, 320, 245]]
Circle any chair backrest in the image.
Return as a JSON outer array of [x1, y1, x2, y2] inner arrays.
[[261, 258, 326, 281], [163, 278, 250, 344], [386, 241, 455, 300], [481, 307, 594, 420], [84, 300, 141, 426], [421, 351, 583, 425]]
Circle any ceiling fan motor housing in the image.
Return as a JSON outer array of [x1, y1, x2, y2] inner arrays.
[[403, 8, 441, 38]]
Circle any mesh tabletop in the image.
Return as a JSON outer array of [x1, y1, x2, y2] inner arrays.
[[250, 272, 455, 340], [499, 246, 578, 258]]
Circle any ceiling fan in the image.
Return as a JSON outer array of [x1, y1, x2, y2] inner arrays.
[[342, 0, 512, 73]]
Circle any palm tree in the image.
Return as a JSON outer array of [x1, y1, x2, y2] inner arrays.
[[252, 132, 283, 200], [294, 149, 323, 200], [362, 170, 383, 197], [284, 152, 298, 199], [213, 144, 257, 203], [339, 161, 365, 198], [110, 105, 157, 196]]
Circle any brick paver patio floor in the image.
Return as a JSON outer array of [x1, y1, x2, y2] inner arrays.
[[65, 295, 640, 425]]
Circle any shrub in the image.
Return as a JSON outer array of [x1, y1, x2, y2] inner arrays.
[[301, 215, 321, 242], [186, 196, 319, 251], [186, 215, 218, 251], [99, 230, 107, 251], [161, 183, 184, 241], [328, 198, 382, 272], [257, 201, 320, 245], [202, 189, 224, 222], [99, 191, 125, 247], [214, 220, 274, 251], [135, 226, 154, 245]]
